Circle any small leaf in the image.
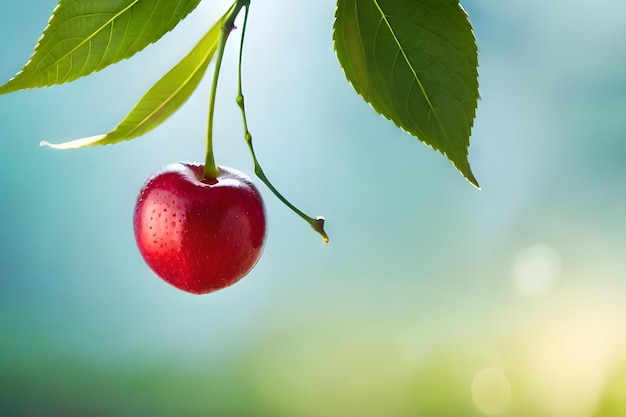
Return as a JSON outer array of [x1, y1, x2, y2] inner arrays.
[[333, 0, 480, 187], [0, 0, 202, 94], [41, 10, 227, 149]]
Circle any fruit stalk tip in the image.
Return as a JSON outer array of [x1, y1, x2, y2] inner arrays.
[[312, 216, 329, 244]]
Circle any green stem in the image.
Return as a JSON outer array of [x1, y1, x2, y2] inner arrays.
[[203, 0, 249, 180], [235, 4, 329, 243]]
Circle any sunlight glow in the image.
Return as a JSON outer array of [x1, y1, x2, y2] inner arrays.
[[525, 308, 620, 417]]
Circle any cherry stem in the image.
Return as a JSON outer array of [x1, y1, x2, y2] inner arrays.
[[235, 3, 329, 243], [202, 0, 247, 180]]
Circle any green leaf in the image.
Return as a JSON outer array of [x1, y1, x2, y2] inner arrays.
[[40, 10, 227, 149], [333, 0, 480, 187], [0, 0, 202, 94]]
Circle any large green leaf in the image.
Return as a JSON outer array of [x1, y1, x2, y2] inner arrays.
[[0, 0, 202, 94], [40, 10, 227, 149], [333, 0, 480, 187]]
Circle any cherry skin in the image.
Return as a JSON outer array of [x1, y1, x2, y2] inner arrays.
[[133, 162, 266, 294]]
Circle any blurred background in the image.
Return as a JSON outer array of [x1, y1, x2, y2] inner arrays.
[[1, 0, 625, 415]]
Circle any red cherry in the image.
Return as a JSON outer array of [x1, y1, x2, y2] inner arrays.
[[133, 162, 266, 294]]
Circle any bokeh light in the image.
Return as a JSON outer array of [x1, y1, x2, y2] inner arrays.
[[512, 244, 561, 296], [471, 368, 512, 415]]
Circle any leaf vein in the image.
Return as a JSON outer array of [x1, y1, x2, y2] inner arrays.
[[392, 2, 476, 69], [371, 0, 441, 127], [127, 0, 160, 56], [36, 0, 141, 80]]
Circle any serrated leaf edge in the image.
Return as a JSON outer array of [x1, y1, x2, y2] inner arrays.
[[332, 0, 480, 188], [40, 9, 228, 149], [0, 0, 202, 94]]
